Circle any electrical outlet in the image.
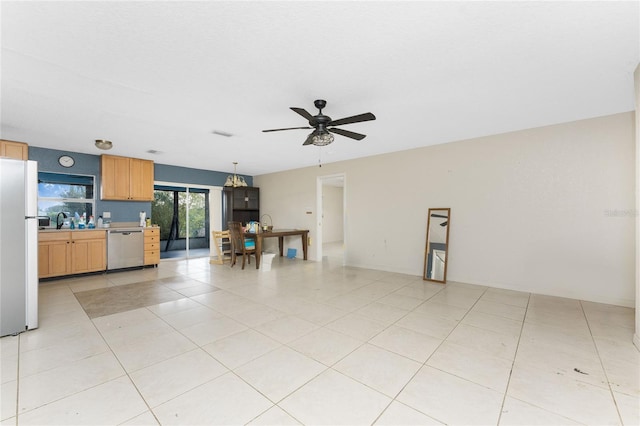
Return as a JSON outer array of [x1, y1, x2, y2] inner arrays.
[[308, 237, 312, 246], [103, 212, 111, 218]]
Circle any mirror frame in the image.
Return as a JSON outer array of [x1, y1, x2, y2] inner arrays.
[[423, 208, 451, 283]]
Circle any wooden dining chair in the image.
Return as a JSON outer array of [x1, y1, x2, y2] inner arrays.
[[228, 221, 257, 269], [209, 230, 231, 265]]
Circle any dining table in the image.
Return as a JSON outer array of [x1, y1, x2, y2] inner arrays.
[[244, 228, 309, 269]]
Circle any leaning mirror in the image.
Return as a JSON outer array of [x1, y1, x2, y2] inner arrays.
[[423, 208, 450, 283]]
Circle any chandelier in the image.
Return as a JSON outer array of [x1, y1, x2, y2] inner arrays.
[[224, 162, 247, 187]]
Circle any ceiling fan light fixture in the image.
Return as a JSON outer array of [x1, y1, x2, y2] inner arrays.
[[311, 131, 334, 146], [94, 139, 113, 150]]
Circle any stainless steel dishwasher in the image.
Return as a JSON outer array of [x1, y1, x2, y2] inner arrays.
[[107, 228, 144, 270]]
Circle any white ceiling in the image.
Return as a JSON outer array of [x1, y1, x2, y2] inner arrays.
[[1, 1, 638, 176]]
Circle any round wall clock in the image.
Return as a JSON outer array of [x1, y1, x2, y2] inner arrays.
[[58, 155, 75, 168]]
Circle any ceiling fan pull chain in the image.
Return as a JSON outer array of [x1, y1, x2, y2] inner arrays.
[[318, 146, 322, 167]]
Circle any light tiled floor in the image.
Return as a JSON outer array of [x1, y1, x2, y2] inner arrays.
[[1, 256, 638, 425]]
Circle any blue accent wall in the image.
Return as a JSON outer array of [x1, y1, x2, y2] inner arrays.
[[28, 147, 253, 223], [154, 163, 253, 187]]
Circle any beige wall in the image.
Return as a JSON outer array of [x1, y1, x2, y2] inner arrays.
[[255, 112, 636, 307]]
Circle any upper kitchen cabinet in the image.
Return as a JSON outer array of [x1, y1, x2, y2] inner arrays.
[[100, 154, 154, 201], [129, 158, 154, 200], [0, 140, 28, 160]]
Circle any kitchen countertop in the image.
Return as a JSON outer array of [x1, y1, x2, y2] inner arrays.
[[40, 220, 159, 233], [39, 225, 159, 233], [39, 228, 108, 233]]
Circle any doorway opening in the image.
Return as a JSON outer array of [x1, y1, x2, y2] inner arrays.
[[152, 183, 221, 260], [316, 173, 346, 265]]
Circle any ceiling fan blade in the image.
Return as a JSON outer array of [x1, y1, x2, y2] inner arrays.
[[329, 112, 376, 127], [262, 126, 312, 133], [290, 107, 314, 121], [302, 133, 315, 146], [328, 127, 366, 141], [431, 213, 448, 218]]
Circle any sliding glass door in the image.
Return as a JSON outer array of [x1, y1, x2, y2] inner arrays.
[[152, 185, 210, 259], [184, 190, 207, 254]]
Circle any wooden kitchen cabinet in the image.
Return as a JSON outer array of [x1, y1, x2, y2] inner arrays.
[[143, 227, 160, 266], [0, 140, 28, 160], [100, 154, 154, 201], [38, 230, 106, 278], [38, 232, 71, 278], [70, 231, 106, 274], [130, 158, 154, 200], [101, 155, 130, 200]]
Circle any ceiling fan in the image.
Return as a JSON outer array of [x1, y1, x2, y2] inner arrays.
[[262, 99, 376, 146]]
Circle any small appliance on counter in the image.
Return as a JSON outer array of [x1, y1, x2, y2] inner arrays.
[[38, 217, 51, 229]]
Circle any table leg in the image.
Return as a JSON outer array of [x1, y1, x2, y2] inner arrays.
[[255, 235, 261, 269], [278, 237, 284, 257], [302, 232, 308, 260]]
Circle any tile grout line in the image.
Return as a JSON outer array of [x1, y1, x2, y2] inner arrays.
[[21, 266, 340, 423], [91, 270, 287, 423], [27, 260, 633, 425], [79, 273, 231, 423], [15, 281, 155, 423], [495, 291, 531, 425], [223, 277, 446, 425], [101, 274, 305, 423], [579, 300, 625, 426], [88, 304, 163, 425], [370, 284, 492, 425]]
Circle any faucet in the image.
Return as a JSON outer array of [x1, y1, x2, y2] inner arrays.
[[56, 212, 68, 229]]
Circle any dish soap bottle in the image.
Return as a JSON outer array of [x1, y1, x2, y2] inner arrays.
[[88, 216, 95, 229], [70, 218, 75, 230]]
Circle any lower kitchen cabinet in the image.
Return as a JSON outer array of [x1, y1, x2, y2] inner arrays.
[[144, 227, 160, 266], [38, 230, 106, 278], [71, 231, 106, 274], [38, 233, 71, 278]]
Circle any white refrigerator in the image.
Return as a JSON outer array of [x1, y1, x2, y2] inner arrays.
[[0, 158, 39, 336]]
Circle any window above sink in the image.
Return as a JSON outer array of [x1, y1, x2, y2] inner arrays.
[[37, 172, 95, 227]]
